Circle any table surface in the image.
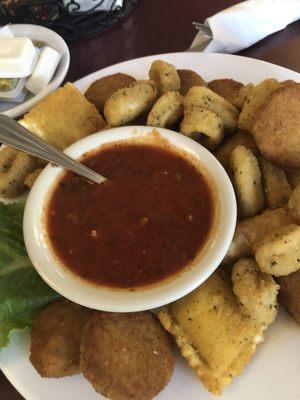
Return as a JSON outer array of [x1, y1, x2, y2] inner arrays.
[[1, 0, 299, 399]]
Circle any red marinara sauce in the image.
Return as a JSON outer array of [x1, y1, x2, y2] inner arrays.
[[46, 143, 215, 288]]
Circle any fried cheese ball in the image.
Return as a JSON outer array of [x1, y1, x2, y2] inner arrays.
[[147, 91, 183, 128], [184, 86, 238, 132], [213, 129, 258, 170], [260, 157, 291, 209], [180, 107, 224, 149], [85, 73, 136, 113], [149, 60, 180, 95], [224, 206, 294, 264], [30, 299, 91, 378], [230, 145, 264, 218], [104, 80, 157, 126], [255, 224, 300, 276], [80, 311, 174, 400], [0, 147, 38, 198], [232, 258, 279, 326], [177, 69, 206, 96], [238, 78, 282, 132], [252, 85, 300, 168], [278, 269, 300, 325], [208, 78, 243, 105]]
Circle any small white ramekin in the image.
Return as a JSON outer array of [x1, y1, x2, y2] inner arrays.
[[23, 126, 236, 312]]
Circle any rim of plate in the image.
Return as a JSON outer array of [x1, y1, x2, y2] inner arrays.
[[1, 24, 70, 119], [23, 126, 236, 312]]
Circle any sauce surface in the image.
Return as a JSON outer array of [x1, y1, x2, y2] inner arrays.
[[46, 143, 215, 288]]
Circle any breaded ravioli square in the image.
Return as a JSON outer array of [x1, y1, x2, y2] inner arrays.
[[159, 272, 265, 395], [80, 311, 174, 400], [30, 299, 91, 378], [20, 82, 106, 150]]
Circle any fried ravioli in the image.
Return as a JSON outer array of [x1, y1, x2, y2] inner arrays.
[[20, 83, 106, 150], [80, 311, 174, 400], [252, 85, 300, 168], [30, 299, 91, 378], [85, 73, 136, 113], [159, 272, 265, 395]]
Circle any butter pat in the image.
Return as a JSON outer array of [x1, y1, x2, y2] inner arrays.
[[25, 46, 61, 95], [0, 25, 14, 38], [0, 37, 38, 78]]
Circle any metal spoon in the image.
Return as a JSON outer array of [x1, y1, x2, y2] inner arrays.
[[0, 115, 107, 184]]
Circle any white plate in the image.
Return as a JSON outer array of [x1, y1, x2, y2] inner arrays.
[[0, 24, 70, 119], [1, 52, 300, 400]]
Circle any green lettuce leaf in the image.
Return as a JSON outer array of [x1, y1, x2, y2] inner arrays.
[[0, 201, 60, 350]]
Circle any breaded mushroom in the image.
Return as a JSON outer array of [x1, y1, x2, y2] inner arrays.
[[208, 78, 243, 105], [177, 69, 206, 96], [278, 269, 300, 325], [213, 129, 258, 170], [255, 224, 300, 276], [230, 145, 264, 218], [149, 60, 180, 95], [232, 258, 279, 326], [85, 73, 136, 113], [30, 299, 91, 378], [80, 311, 174, 400], [147, 91, 183, 128], [252, 85, 300, 168], [260, 157, 291, 209], [224, 206, 294, 264]]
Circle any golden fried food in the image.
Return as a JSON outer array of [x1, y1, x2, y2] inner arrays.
[[286, 168, 300, 189], [180, 107, 224, 148], [288, 185, 300, 222], [30, 299, 91, 378], [213, 129, 258, 170], [159, 272, 265, 395], [184, 86, 238, 131], [0, 147, 38, 198], [255, 224, 300, 276], [80, 311, 174, 400], [104, 80, 157, 126], [20, 83, 105, 150], [278, 269, 300, 325], [224, 206, 293, 264], [252, 85, 300, 168], [238, 79, 281, 132], [230, 145, 264, 218], [149, 60, 180, 95], [260, 157, 291, 209], [177, 69, 206, 96], [85, 73, 136, 113], [232, 83, 254, 110], [232, 258, 279, 325], [208, 79, 243, 105], [24, 168, 43, 188], [147, 91, 183, 128]]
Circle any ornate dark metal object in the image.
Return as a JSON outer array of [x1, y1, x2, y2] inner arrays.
[[0, 0, 140, 41]]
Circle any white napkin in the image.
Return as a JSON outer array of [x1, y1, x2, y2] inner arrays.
[[64, 0, 123, 13], [190, 0, 300, 53]]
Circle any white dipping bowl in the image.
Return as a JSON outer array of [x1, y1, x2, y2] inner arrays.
[[24, 126, 236, 312]]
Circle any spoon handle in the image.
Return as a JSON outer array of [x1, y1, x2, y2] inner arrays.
[[0, 115, 106, 184]]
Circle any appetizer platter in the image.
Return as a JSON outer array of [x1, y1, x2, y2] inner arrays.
[[0, 52, 300, 400]]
